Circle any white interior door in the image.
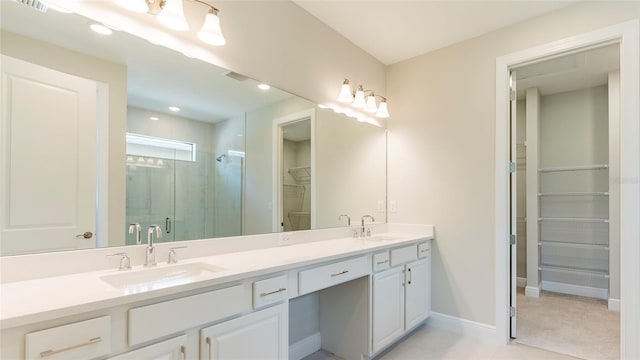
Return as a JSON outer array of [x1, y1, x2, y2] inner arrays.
[[1, 55, 97, 255], [509, 71, 518, 338]]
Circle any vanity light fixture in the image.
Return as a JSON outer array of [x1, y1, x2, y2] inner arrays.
[[113, 0, 225, 46], [336, 78, 390, 118]]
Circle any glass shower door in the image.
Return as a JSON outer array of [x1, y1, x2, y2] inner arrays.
[[125, 155, 176, 245]]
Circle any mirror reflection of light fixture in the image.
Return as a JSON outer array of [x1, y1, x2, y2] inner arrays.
[[113, 0, 226, 46], [336, 78, 390, 118]]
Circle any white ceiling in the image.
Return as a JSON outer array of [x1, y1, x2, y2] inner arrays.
[[294, 0, 580, 65], [515, 43, 620, 99], [0, 1, 294, 123]]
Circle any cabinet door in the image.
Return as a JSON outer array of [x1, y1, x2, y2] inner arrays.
[[200, 304, 287, 360], [405, 258, 430, 330], [108, 335, 187, 360], [372, 266, 405, 354]]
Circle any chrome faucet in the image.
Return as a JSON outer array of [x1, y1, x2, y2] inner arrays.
[[146, 225, 162, 267], [128, 223, 142, 244], [338, 214, 351, 226], [361, 215, 375, 237]]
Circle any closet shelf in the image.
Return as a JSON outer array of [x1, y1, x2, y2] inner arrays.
[[538, 192, 609, 196], [288, 166, 311, 182], [538, 164, 608, 172], [283, 183, 305, 188], [538, 217, 609, 223], [538, 241, 609, 250], [288, 211, 310, 217], [539, 265, 609, 278]]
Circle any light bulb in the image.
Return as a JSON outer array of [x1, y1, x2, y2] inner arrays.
[[157, 0, 189, 31], [352, 86, 366, 108], [364, 94, 377, 113], [375, 100, 390, 118], [198, 8, 226, 46], [113, 0, 149, 13], [337, 79, 353, 103]]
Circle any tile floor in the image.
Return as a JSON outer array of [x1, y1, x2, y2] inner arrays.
[[303, 325, 578, 360]]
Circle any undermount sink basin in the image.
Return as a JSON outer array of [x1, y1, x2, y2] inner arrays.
[[365, 235, 405, 242], [100, 262, 225, 293]]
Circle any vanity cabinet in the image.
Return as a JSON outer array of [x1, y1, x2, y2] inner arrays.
[[108, 335, 188, 360], [372, 243, 431, 354], [200, 303, 287, 360]]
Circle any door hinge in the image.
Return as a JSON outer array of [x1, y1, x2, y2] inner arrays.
[[510, 234, 516, 245], [509, 162, 516, 173], [509, 90, 516, 101], [510, 307, 516, 317]]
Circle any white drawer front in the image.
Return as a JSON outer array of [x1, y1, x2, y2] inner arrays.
[[373, 251, 390, 272], [128, 284, 251, 346], [25, 316, 111, 360], [298, 256, 369, 295], [390, 245, 418, 267], [253, 275, 288, 309], [418, 242, 431, 258]]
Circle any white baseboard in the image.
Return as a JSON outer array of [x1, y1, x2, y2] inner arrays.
[[426, 312, 497, 343], [289, 332, 321, 360], [541, 280, 608, 300], [524, 286, 540, 298], [608, 298, 620, 311], [517, 277, 526, 288]]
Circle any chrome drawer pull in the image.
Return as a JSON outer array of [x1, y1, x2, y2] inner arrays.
[[376, 260, 389, 265], [206, 337, 212, 360], [40, 337, 102, 357], [260, 288, 287, 297], [331, 270, 349, 277], [180, 345, 187, 360]]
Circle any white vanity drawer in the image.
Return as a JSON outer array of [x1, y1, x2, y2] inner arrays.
[[25, 316, 111, 360], [128, 284, 251, 346], [373, 251, 390, 272], [390, 245, 418, 267], [298, 256, 369, 295], [418, 242, 431, 258], [253, 275, 288, 309]]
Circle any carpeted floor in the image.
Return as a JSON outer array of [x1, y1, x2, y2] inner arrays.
[[515, 289, 620, 360]]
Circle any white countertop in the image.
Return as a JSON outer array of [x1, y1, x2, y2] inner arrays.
[[0, 232, 432, 330]]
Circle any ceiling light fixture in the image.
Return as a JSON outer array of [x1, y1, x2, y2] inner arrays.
[[169, 106, 181, 112], [258, 84, 270, 90], [336, 78, 390, 118], [149, 116, 160, 121], [113, 0, 225, 46]]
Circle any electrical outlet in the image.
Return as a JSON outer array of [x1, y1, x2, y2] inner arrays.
[[389, 200, 398, 213], [377, 200, 385, 212]]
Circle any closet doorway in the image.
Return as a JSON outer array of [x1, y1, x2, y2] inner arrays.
[[509, 44, 620, 359]]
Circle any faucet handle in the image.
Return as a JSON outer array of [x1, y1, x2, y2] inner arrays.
[[148, 225, 162, 239], [107, 252, 131, 271], [168, 246, 187, 264]]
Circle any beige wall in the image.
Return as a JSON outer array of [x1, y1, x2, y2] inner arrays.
[[0, 30, 128, 247], [386, 2, 640, 325]]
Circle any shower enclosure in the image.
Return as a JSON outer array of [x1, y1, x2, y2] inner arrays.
[[125, 133, 242, 245]]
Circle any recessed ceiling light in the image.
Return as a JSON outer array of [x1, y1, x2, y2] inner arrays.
[[150, 116, 159, 121], [90, 24, 113, 36], [258, 84, 270, 90], [169, 106, 180, 112], [318, 104, 329, 109]]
